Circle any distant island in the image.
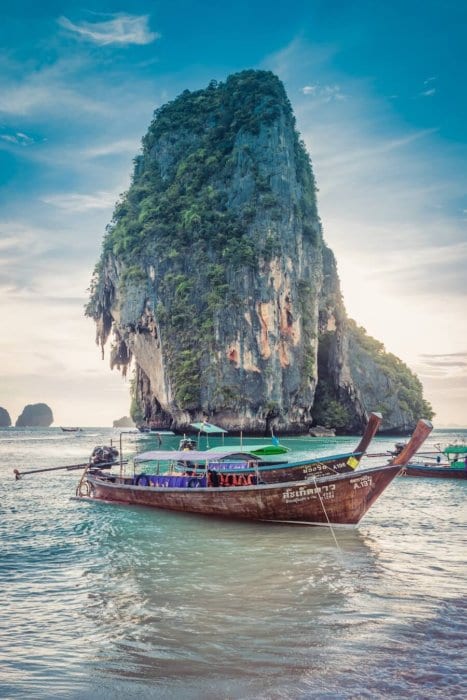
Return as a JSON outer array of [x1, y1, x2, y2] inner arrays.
[[0, 407, 11, 427], [113, 416, 135, 428], [15, 403, 54, 427]]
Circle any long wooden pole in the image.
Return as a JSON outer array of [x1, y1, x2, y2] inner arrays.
[[366, 450, 441, 458], [13, 460, 123, 480]]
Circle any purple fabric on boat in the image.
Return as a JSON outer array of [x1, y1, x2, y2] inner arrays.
[[208, 461, 249, 470], [129, 474, 205, 487]]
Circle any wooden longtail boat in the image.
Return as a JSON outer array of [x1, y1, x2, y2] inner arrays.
[[401, 444, 467, 479], [76, 419, 432, 526], [81, 464, 401, 526], [174, 412, 383, 481], [400, 463, 467, 479]]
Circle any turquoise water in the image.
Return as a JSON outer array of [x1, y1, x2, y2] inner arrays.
[[1, 427, 466, 699]]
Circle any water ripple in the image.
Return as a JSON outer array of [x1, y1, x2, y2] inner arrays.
[[0, 427, 466, 698]]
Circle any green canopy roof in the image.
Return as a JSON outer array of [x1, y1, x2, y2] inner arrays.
[[444, 444, 467, 454], [206, 443, 289, 455]]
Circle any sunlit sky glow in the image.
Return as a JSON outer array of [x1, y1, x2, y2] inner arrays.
[[1, 1, 466, 427]]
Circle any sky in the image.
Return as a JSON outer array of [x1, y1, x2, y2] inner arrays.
[[0, 1, 466, 427]]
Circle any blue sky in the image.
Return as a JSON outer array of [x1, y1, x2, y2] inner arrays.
[[1, 1, 466, 426]]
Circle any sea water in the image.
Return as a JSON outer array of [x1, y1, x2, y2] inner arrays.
[[0, 427, 466, 699]]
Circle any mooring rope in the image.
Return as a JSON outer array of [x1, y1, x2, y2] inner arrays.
[[313, 477, 341, 552], [76, 464, 91, 497]]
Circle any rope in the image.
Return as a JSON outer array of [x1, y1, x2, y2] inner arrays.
[[313, 477, 341, 552], [76, 463, 91, 497]]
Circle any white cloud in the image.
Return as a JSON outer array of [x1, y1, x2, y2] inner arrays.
[[82, 138, 141, 159], [58, 13, 159, 46], [41, 191, 117, 212], [264, 38, 338, 83], [0, 218, 108, 300], [302, 83, 345, 102], [420, 76, 437, 97], [0, 54, 112, 119], [0, 74, 108, 118], [311, 128, 437, 180], [0, 222, 50, 258], [0, 131, 35, 146]]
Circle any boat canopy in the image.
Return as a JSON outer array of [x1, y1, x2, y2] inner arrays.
[[205, 443, 290, 455], [444, 445, 467, 455], [135, 449, 238, 463], [190, 422, 228, 434], [250, 443, 290, 455]]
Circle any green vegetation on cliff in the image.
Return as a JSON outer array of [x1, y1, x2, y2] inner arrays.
[[348, 321, 434, 421], [99, 70, 316, 268], [88, 70, 320, 418], [314, 321, 434, 431], [87, 69, 433, 434]]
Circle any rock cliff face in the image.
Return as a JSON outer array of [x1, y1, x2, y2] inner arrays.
[[16, 403, 54, 427], [87, 70, 433, 434], [0, 407, 11, 427]]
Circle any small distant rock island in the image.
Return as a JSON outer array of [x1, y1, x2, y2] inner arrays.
[[113, 416, 135, 428], [15, 403, 54, 427], [0, 407, 11, 427]]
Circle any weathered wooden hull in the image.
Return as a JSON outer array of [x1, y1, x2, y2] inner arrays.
[[84, 465, 401, 526], [256, 453, 360, 482], [401, 464, 467, 479]]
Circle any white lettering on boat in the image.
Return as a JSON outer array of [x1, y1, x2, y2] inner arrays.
[[282, 483, 336, 503], [303, 461, 344, 474], [350, 475, 372, 490]]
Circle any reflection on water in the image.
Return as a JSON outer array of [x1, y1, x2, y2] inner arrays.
[[74, 511, 381, 698], [0, 428, 466, 699]]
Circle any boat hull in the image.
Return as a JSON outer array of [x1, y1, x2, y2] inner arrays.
[[260, 453, 362, 481], [84, 465, 401, 526], [401, 464, 467, 479]]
